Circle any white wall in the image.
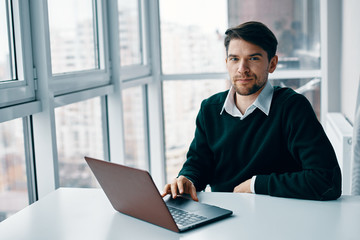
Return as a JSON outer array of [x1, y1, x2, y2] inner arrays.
[[341, 0, 360, 123]]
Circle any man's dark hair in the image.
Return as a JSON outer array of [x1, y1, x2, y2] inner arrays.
[[224, 21, 278, 62]]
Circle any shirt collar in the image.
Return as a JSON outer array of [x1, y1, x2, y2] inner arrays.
[[220, 81, 274, 118]]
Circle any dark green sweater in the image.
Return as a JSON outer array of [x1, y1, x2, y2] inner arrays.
[[179, 86, 342, 200]]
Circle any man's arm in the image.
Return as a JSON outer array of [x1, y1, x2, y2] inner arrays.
[[254, 94, 342, 200], [233, 178, 252, 193]]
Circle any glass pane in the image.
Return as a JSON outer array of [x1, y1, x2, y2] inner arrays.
[[55, 97, 104, 187], [0, 0, 15, 81], [0, 118, 28, 222], [163, 79, 229, 182], [160, 0, 228, 74], [118, 0, 142, 66], [48, 0, 98, 74], [122, 86, 148, 170], [270, 78, 321, 118], [228, 0, 320, 70]]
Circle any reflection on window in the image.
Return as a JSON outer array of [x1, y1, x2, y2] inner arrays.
[[118, 0, 142, 66], [48, 0, 98, 74], [163, 80, 229, 182], [0, 0, 15, 81], [55, 97, 104, 188], [0, 119, 28, 222], [270, 78, 321, 118], [160, 0, 228, 74], [228, 0, 320, 70], [122, 86, 148, 170]]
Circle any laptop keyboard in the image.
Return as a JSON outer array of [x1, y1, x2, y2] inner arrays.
[[168, 206, 207, 226]]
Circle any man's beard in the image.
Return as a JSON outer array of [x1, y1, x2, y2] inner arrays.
[[232, 75, 267, 96]]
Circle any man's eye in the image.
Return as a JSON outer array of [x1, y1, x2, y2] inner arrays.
[[230, 58, 238, 61], [250, 57, 259, 60]]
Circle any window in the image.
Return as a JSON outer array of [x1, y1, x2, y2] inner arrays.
[[122, 86, 148, 170], [270, 78, 320, 118], [55, 97, 104, 187], [0, 0, 14, 82], [160, 0, 228, 74], [0, 0, 35, 107], [163, 79, 229, 182], [46, 0, 109, 96], [118, 0, 142, 66], [117, 0, 150, 81], [48, 0, 100, 74], [228, 0, 320, 70], [0, 118, 29, 222]]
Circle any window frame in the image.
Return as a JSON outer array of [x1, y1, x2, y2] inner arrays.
[[45, 0, 111, 96], [0, 0, 36, 108], [119, 0, 152, 82]]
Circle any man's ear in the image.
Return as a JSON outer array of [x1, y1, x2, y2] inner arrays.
[[268, 55, 278, 73]]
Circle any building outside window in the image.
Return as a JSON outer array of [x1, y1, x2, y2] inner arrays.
[[55, 98, 104, 188], [48, 0, 99, 74], [0, 119, 28, 222], [122, 86, 148, 170], [118, 0, 142, 66]]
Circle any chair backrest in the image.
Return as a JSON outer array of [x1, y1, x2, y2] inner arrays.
[[351, 77, 360, 195]]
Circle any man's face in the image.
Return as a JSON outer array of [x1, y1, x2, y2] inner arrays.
[[225, 39, 278, 96]]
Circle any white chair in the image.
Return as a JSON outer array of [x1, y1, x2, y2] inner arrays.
[[351, 78, 360, 195]]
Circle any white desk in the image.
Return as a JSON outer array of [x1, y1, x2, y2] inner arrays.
[[0, 188, 359, 240]]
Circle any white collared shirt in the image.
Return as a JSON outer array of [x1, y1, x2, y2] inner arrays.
[[219, 81, 274, 193], [220, 80, 274, 119]]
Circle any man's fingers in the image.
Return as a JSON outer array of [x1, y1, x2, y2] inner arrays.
[[162, 176, 198, 201], [177, 177, 185, 195], [170, 180, 179, 198], [189, 185, 199, 201], [161, 184, 171, 197]]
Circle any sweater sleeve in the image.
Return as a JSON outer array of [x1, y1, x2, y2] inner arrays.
[[178, 101, 214, 191], [255, 94, 342, 200]]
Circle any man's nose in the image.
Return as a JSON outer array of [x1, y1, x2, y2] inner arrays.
[[237, 60, 249, 73]]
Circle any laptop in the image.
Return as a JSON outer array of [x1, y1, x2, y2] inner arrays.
[[84, 156, 233, 232]]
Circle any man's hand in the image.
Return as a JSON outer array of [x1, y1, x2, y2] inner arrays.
[[161, 175, 198, 201], [233, 179, 252, 193]]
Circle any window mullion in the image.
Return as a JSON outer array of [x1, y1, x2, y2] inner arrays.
[[142, 85, 151, 172], [22, 116, 38, 203], [5, 0, 15, 80]]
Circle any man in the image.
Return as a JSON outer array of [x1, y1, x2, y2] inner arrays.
[[162, 21, 341, 201]]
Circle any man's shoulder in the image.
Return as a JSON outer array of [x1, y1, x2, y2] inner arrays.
[[273, 86, 306, 103], [272, 86, 314, 116]]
